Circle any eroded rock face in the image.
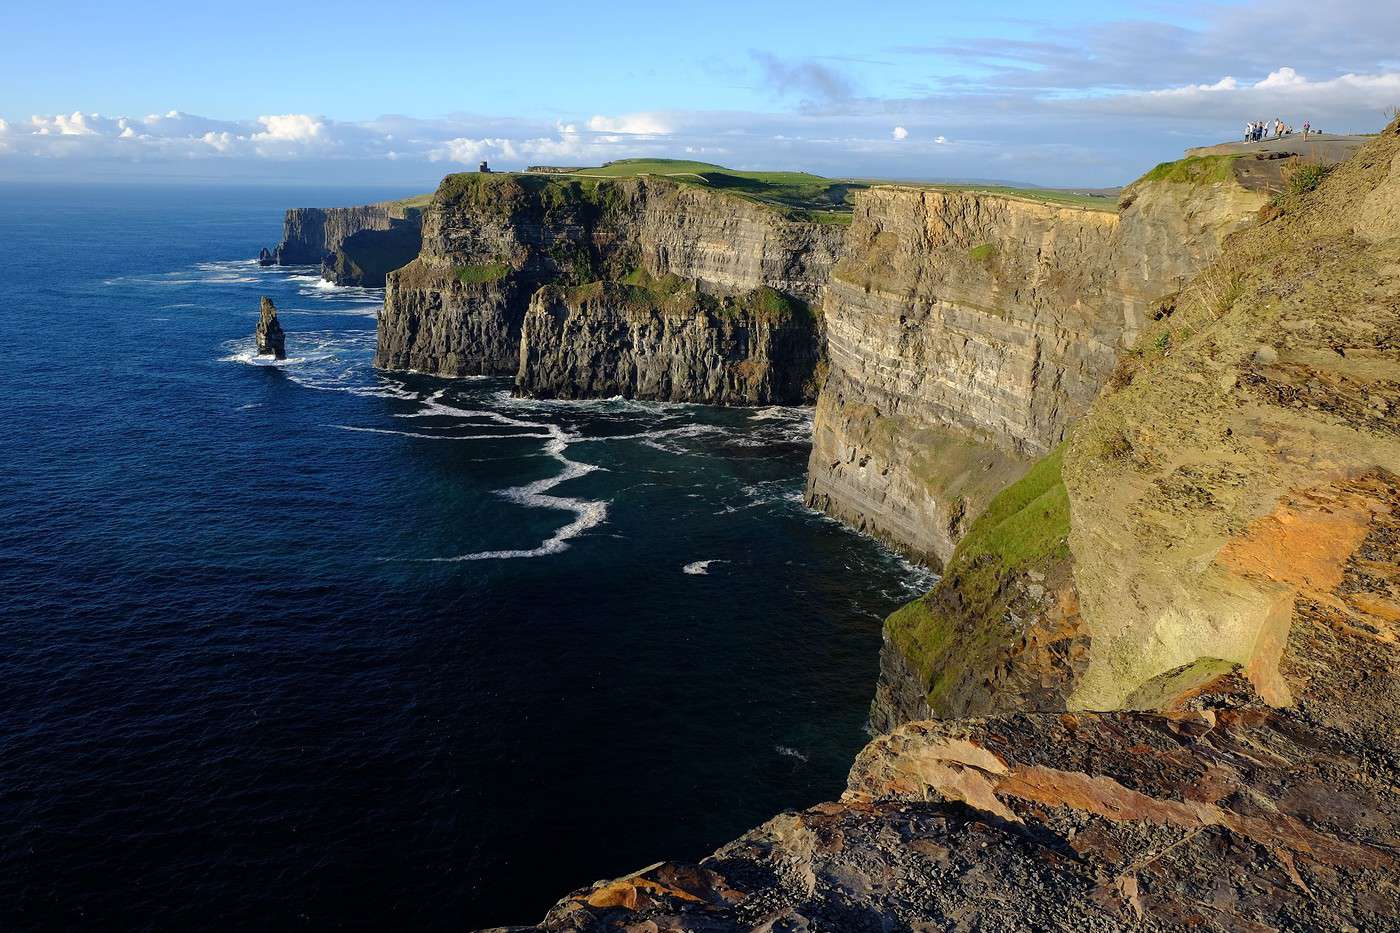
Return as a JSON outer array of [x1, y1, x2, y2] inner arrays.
[[374, 173, 843, 399], [806, 176, 1269, 571], [374, 264, 523, 376], [873, 127, 1400, 728], [273, 205, 398, 265], [1061, 130, 1400, 711], [254, 297, 284, 360], [517, 283, 820, 405], [322, 221, 423, 287]]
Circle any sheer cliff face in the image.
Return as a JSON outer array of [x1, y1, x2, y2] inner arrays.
[[374, 173, 841, 397], [518, 283, 820, 405], [274, 205, 405, 265], [623, 179, 842, 302], [516, 125, 1400, 933], [807, 178, 1267, 567], [374, 266, 523, 376], [321, 222, 422, 288]]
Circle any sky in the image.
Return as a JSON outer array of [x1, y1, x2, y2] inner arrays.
[[2, 0, 1398, 187]]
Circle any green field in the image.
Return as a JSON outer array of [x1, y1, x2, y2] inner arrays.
[[533, 158, 864, 223], [402, 158, 1120, 222], [529, 158, 1121, 217], [897, 182, 1119, 212]]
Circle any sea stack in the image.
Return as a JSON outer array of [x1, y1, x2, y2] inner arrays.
[[254, 297, 286, 360], [257, 246, 275, 266]]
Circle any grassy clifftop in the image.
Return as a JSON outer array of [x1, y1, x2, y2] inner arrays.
[[525, 158, 861, 223]]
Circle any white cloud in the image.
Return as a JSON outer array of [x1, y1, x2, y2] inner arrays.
[[1096, 67, 1400, 119], [892, 125, 908, 140], [1255, 67, 1305, 89], [430, 137, 518, 164], [934, 135, 947, 144], [586, 113, 672, 135], [1148, 76, 1239, 97], [31, 111, 105, 135], [200, 131, 235, 152], [253, 114, 326, 143]]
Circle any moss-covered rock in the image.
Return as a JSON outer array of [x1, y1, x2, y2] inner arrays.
[[875, 442, 1089, 725]]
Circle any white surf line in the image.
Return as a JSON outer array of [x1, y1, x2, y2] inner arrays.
[[390, 391, 611, 561], [334, 425, 554, 441], [427, 424, 607, 561], [683, 559, 724, 575]]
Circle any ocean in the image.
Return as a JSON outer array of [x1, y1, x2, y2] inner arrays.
[[0, 182, 933, 930]]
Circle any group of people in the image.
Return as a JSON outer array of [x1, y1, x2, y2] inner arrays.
[[1245, 118, 1314, 142]]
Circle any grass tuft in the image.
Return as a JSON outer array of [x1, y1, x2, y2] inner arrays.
[[454, 262, 510, 285], [1136, 155, 1241, 186]]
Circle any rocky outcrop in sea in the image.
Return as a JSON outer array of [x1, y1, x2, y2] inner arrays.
[[253, 296, 285, 359]]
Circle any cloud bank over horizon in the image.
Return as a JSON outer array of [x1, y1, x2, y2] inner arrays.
[[3, 0, 1398, 187]]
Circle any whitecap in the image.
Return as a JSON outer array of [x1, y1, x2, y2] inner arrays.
[[683, 560, 721, 575], [220, 348, 307, 367], [428, 423, 610, 560], [775, 746, 809, 763], [335, 425, 553, 441]]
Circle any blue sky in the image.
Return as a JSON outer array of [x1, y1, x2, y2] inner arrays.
[[2, 0, 1397, 186]]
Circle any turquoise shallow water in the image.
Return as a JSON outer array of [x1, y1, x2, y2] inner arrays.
[[0, 183, 933, 930]]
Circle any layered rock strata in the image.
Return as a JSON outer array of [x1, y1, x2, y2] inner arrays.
[[321, 221, 423, 287], [512, 122, 1400, 932], [806, 168, 1272, 570], [874, 132, 1399, 727], [517, 282, 820, 404]]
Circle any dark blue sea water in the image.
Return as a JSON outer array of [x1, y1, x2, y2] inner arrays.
[[0, 183, 932, 931]]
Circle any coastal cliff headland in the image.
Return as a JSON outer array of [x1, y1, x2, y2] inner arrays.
[[268, 130, 1394, 930], [503, 119, 1400, 933], [374, 168, 843, 402]]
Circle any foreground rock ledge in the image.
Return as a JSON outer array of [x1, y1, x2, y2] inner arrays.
[[512, 646, 1398, 930]]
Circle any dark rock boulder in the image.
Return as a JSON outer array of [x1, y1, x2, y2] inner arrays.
[[254, 297, 285, 360], [257, 247, 275, 267]]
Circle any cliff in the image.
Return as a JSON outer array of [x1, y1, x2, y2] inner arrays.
[[374, 172, 841, 400], [270, 199, 425, 286], [321, 221, 422, 288], [512, 120, 1400, 932], [806, 164, 1271, 568], [518, 279, 820, 404]]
